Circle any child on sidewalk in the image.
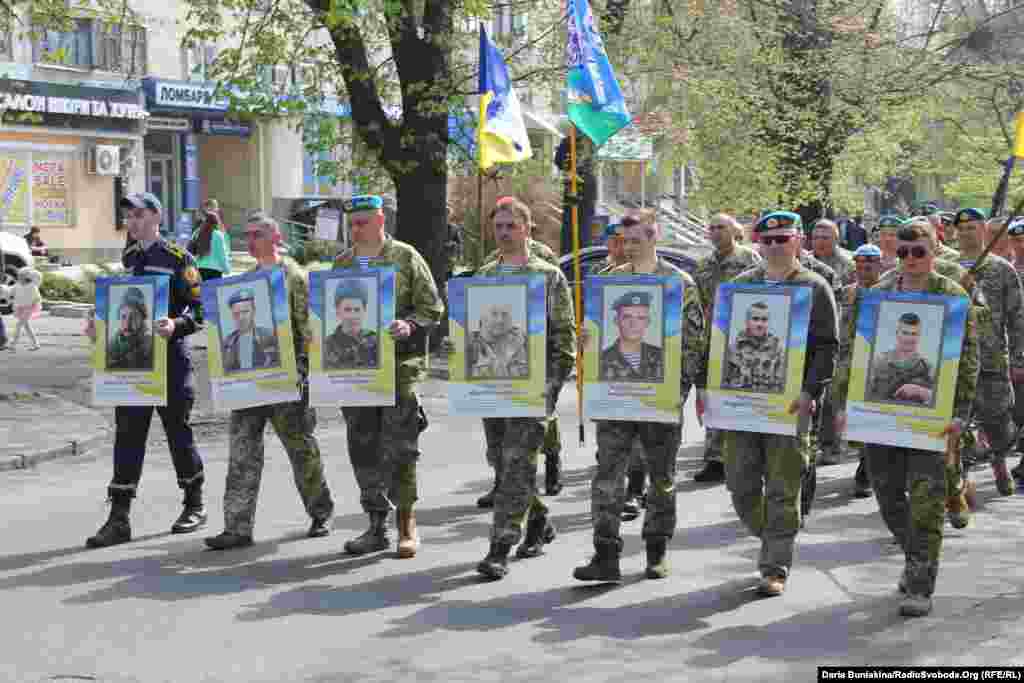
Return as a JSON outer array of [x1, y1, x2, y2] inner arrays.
[[10, 266, 42, 351]]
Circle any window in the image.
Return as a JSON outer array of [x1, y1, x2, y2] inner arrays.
[[185, 43, 217, 81], [0, 29, 12, 61], [94, 23, 147, 75], [34, 18, 93, 68]]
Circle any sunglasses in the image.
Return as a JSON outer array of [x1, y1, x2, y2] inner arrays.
[[761, 234, 794, 246], [750, 316, 769, 322], [896, 245, 929, 259]]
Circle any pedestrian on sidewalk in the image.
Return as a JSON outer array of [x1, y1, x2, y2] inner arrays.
[[335, 195, 443, 560], [84, 192, 208, 548], [205, 213, 335, 550], [9, 266, 42, 351], [188, 199, 232, 321]]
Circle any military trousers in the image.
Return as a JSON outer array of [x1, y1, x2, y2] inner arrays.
[[703, 429, 724, 464], [1014, 378, 1024, 453], [723, 431, 806, 578], [343, 384, 425, 513], [223, 392, 335, 536], [485, 380, 563, 468], [864, 445, 945, 597], [974, 371, 1016, 464], [542, 380, 564, 458], [111, 401, 204, 495], [816, 386, 839, 456], [592, 420, 680, 548]]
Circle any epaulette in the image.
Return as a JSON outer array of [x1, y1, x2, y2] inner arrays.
[[165, 244, 188, 261]]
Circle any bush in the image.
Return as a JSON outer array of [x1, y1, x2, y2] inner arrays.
[[40, 272, 89, 303]]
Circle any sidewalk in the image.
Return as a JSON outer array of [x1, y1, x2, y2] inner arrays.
[[0, 391, 112, 471]]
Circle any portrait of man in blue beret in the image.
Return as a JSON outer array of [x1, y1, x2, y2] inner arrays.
[[323, 277, 379, 370], [221, 284, 281, 373], [600, 288, 664, 382]]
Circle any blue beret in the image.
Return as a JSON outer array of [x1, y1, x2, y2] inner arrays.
[[228, 287, 256, 307], [954, 208, 987, 224], [334, 280, 368, 307], [877, 215, 905, 229], [754, 211, 801, 233], [604, 223, 623, 239], [343, 195, 384, 213], [1008, 218, 1024, 237], [853, 244, 882, 260], [119, 287, 147, 311], [613, 291, 651, 310]]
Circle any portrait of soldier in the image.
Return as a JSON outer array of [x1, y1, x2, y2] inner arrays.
[[107, 286, 154, 371], [221, 286, 280, 373], [722, 300, 786, 392], [599, 290, 664, 382], [866, 311, 935, 405], [467, 300, 529, 379], [323, 279, 379, 370]]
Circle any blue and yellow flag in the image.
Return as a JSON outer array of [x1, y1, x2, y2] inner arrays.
[[565, 0, 631, 147], [478, 25, 532, 170]]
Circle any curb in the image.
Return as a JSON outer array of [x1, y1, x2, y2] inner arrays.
[[0, 431, 110, 473]]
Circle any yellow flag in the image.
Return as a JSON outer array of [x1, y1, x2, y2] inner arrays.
[[1015, 111, 1024, 158]]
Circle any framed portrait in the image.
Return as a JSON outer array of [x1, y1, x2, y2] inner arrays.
[[705, 283, 813, 436], [447, 274, 547, 417], [92, 275, 169, 407], [582, 274, 682, 422], [308, 266, 396, 407], [846, 289, 969, 452], [202, 268, 299, 411]]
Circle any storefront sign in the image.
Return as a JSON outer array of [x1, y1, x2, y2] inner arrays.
[[148, 80, 228, 112], [197, 119, 252, 137], [31, 158, 70, 226], [147, 116, 192, 132], [0, 80, 147, 120]]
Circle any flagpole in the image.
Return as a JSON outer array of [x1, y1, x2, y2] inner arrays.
[[477, 169, 484, 266], [571, 124, 584, 446]]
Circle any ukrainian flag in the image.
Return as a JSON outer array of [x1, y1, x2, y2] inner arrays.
[[478, 25, 532, 170]]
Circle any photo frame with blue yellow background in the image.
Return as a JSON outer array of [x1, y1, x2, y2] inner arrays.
[[582, 274, 682, 422], [447, 274, 547, 417], [706, 283, 811, 436], [201, 267, 299, 411], [308, 266, 396, 407], [92, 275, 168, 407], [846, 289, 967, 452]]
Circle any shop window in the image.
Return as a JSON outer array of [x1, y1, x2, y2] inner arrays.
[[0, 150, 74, 228], [0, 30, 12, 61], [34, 18, 93, 68]]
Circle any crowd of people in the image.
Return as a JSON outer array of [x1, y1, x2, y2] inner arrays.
[[66, 188, 1024, 624]]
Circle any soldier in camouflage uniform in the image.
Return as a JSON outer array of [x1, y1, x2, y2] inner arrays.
[[810, 219, 855, 286], [876, 215, 905, 273], [1009, 219, 1024, 474], [107, 287, 154, 371], [574, 211, 706, 582], [205, 214, 335, 550], [865, 313, 935, 404], [722, 302, 785, 392], [336, 195, 443, 559], [467, 303, 529, 379], [475, 198, 576, 580], [953, 208, 1024, 495], [926, 213, 961, 262], [692, 213, 762, 483], [322, 280, 379, 370], [589, 222, 628, 275], [834, 223, 979, 617], [715, 211, 838, 597]]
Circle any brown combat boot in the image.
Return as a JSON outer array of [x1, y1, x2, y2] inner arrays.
[[396, 508, 419, 559]]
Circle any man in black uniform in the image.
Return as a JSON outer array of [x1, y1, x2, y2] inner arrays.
[[84, 192, 208, 548]]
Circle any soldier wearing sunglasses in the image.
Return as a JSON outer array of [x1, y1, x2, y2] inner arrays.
[[833, 223, 979, 618]]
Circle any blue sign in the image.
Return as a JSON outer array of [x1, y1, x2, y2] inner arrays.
[[196, 118, 252, 137]]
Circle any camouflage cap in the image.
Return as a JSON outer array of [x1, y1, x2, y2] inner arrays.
[[119, 286, 147, 313], [754, 211, 801, 233], [613, 291, 651, 310], [954, 207, 987, 225], [343, 195, 384, 213], [334, 279, 368, 307], [228, 287, 256, 307]]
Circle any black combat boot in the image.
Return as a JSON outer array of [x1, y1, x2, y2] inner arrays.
[[86, 490, 132, 549], [693, 460, 725, 483], [344, 511, 391, 555], [515, 514, 557, 558], [644, 539, 670, 579], [171, 480, 208, 534], [477, 458, 503, 509], [853, 457, 872, 498], [477, 541, 513, 579], [544, 452, 563, 495], [573, 541, 622, 582]]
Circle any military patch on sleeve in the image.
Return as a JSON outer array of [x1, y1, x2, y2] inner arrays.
[[184, 266, 201, 287]]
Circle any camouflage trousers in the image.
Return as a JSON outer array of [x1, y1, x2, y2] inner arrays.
[[816, 386, 839, 455], [342, 384, 426, 513], [224, 393, 334, 536], [484, 380, 563, 468], [974, 371, 1016, 463], [489, 384, 560, 545], [863, 445, 945, 597], [1014, 379, 1024, 452], [723, 431, 807, 578], [593, 420, 680, 548]]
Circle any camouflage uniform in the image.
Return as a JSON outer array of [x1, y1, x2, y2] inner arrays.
[[323, 328, 378, 370], [722, 331, 785, 392], [834, 272, 979, 599], [484, 239, 559, 267], [336, 237, 443, 514], [956, 255, 1024, 465], [467, 327, 529, 379], [693, 244, 762, 466], [936, 243, 960, 262], [1015, 261, 1024, 456], [107, 331, 154, 371], [815, 249, 855, 287], [716, 264, 838, 580], [590, 259, 706, 554], [222, 257, 335, 536], [600, 342, 663, 381], [478, 255, 576, 547], [865, 351, 934, 404]]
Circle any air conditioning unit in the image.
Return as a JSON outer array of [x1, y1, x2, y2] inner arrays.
[[88, 145, 120, 175]]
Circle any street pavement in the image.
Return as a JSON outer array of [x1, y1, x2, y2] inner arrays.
[[3, 315, 1024, 681]]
